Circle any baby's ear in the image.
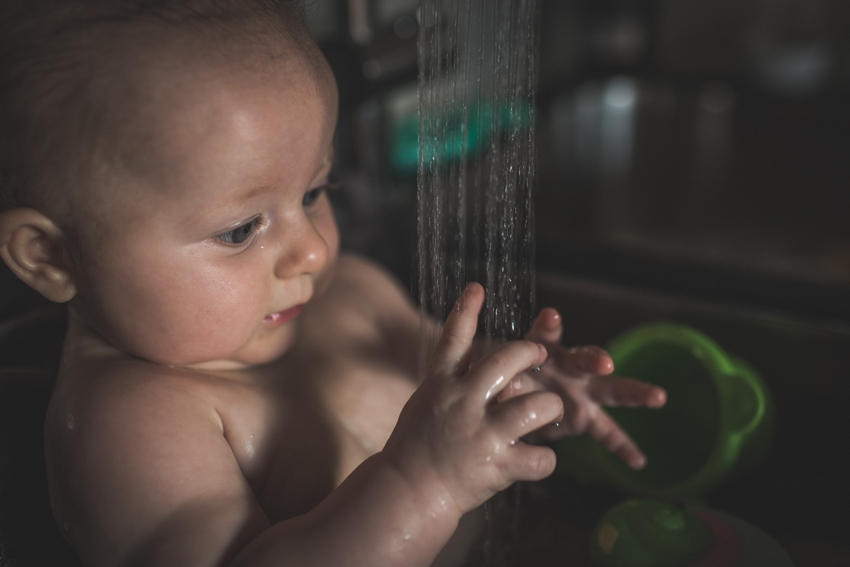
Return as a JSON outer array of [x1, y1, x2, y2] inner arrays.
[[0, 207, 76, 303]]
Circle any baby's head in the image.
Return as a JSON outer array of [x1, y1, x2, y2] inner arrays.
[[0, 0, 340, 369]]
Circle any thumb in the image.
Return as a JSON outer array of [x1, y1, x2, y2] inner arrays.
[[429, 283, 484, 376]]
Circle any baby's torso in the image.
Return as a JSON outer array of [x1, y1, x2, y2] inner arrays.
[[209, 315, 417, 522], [50, 255, 420, 526], [46, 256, 484, 566]]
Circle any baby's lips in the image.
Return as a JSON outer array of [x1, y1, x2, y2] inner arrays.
[[263, 304, 304, 325]]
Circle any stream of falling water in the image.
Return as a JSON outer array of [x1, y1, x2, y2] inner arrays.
[[417, 0, 539, 564]]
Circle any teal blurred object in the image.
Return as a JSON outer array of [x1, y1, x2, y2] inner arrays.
[[556, 322, 775, 497], [389, 100, 532, 176], [589, 499, 794, 567]]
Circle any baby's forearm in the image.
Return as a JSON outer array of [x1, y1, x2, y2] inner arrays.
[[230, 453, 461, 567]]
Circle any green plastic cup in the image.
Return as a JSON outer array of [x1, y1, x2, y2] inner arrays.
[[557, 323, 775, 497]]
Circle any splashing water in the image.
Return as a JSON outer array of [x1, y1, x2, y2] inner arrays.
[[417, 1, 539, 564], [417, 0, 538, 368]]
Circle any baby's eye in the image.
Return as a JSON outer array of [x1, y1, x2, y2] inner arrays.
[[303, 183, 338, 208], [302, 187, 323, 207], [216, 218, 260, 245]]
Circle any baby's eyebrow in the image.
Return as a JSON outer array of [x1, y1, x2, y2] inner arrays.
[[240, 185, 275, 203], [236, 147, 335, 203], [321, 146, 336, 172]]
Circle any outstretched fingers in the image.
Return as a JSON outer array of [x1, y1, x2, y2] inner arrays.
[[525, 308, 563, 345], [586, 411, 647, 469], [586, 375, 667, 408], [554, 345, 615, 376], [429, 283, 485, 377]]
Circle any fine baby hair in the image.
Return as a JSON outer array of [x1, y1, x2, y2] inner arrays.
[[0, 0, 308, 220]]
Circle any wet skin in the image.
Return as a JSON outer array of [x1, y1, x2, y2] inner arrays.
[[33, 37, 666, 567]]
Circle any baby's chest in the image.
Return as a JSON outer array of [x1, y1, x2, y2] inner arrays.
[[219, 352, 417, 523]]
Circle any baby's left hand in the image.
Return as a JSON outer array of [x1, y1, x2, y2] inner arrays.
[[498, 308, 666, 470]]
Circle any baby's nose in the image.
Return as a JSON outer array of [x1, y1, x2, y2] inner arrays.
[[273, 217, 329, 279]]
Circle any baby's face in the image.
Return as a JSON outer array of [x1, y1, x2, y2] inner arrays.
[[67, 48, 340, 369]]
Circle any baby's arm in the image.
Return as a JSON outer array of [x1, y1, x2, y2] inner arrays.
[[54, 283, 558, 567], [238, 282, 559, 566]]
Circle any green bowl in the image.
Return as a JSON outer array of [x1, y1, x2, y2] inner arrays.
[[588, 499, 712, 567], [557, 323, 775, 497], [589, 499, 795, 567]]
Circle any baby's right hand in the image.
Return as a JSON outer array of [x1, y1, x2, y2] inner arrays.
[[382, 283, 563, 517]]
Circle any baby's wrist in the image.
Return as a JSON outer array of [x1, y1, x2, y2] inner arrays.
[[376, 449, 465, 526]]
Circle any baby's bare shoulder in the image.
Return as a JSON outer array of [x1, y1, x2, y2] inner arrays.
[[46, 359, 268, 564], [46, 360, 227, 489], [51, 358, 220, 435]]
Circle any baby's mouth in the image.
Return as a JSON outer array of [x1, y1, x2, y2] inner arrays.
[[263, 305, 304, 326]]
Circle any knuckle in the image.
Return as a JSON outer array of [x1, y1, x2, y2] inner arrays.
[[483, 341, 540, 376], [517, 397, 540, 425], [522, 339, 542, 357], [544, 392, 564, 417], [499, 339, 538, 359], [529, 448, 556, 478], [568, 404, 589, 431], [487, 348, 510, 369], [440, 327, 465, 347]]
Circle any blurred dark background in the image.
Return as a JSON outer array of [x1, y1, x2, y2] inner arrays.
[[304, 1, 850, 565], [270, 0, 850, 328], [1, 1, 849, 565]]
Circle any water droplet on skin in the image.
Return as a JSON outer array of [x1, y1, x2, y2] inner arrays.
[[484, 375, 506, 401]]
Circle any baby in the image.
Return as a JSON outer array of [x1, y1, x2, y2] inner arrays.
[[0, 1, 665, 565]]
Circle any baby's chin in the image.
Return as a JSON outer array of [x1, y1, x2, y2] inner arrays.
[[179, 328, 299, 371]]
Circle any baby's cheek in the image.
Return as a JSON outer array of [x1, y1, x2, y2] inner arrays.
[[124, 285, 255, 366]]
